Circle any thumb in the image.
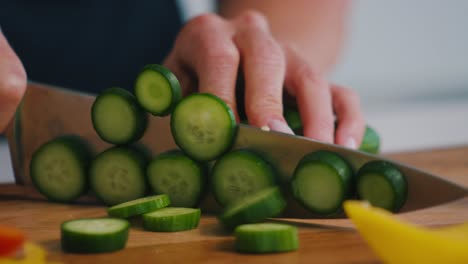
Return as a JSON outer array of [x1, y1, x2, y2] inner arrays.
[[0, 32, 27, 133]]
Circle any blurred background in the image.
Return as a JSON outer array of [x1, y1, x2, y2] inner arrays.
[[1, 0, 467, 182]]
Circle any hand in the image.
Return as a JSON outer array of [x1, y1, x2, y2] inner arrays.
[[0, 32, 27, 134], [164, 11, 365, 148]]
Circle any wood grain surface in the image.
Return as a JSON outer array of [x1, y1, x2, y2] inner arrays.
[[1, 146, 468, 263]]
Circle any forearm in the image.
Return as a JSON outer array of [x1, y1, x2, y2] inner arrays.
[[218, 0, 351, 74]]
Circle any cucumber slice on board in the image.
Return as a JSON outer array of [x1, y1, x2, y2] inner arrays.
[[291, 150, 353, 215], [171, 93, 237, 162], [357, 160, 407, 212], [143, 207, 201, 232], [134, 64, 182, 116], [235, 223, 299, 253], [219, 187, 286, 230], [211, 149, 276, 207], [61, 218, 129, 253], [30, 135, 92, 203], [359, 126, 381, 154], [90, 146, 148, 206], [147, 151, 205, 207], [91, 87, 148, 145], [107, 194, 170, 218]]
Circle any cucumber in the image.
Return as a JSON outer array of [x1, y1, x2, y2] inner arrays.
[[91, 87, 148, 145], [30, 135, 92, 203], [147, 151, 205, 207], [291, 150, 353, 215], [143, 207, 201, 232], [61, 218, 129, 253], [283, 107, 302, 134], [90, 146, 148, 206], [134, 64, 182, 116], [219, 187, 286, 230], [171, 93, 237, 161], [356, 160, 407, 212], [107, 194, 170, 218], [211, 149, 276, 207], [359, 126, 380, 154], [235, 223, 299, 253]]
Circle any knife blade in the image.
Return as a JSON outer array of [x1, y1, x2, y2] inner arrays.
[[5, 82, 468, 218]]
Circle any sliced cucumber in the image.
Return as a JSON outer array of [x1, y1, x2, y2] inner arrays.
[[147, 150, 205, 207], [134, 64, 182, 116], [61, 218, 129, 253], [171, 93, 237, 161], [107, 194, 170, 218], [283, 107, 302, 134], [91, 87, 148, 145], [235, 223, 299, 253], [359, 126, 380, 154], [291, 150, 353, 215], [90, 146, 148, 206], [356, 160, 407, 212], [30, 135, 92, 203], [211, 149, 276, 207], [219, 187, 286, 230], [143, 207, 201, 232]]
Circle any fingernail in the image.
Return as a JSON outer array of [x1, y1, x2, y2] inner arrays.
[[345, 137, 357, 149], [267, 119, 294, 135]]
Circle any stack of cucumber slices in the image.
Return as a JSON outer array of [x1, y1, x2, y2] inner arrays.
[[29, 63, 407, 255]]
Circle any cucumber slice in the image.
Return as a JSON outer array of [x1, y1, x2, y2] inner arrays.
[[235, 223, 299, 253], [147, 151, 205, 207], [61, 218, 129, 253], [90, 146, 148, 206], [359, 126, 381, 154], [134, 64, 182, 116], [291, 150, 353, 215], [283, 107, 302, 133], [143, 207, 201, 232], [219, 187, 286, 230], [171, 93, 237, 161], [107, 194, 170, 218], [357, 160, 407, 212], [211, 149, 276, 207], [30, 135, 92, 203], [91, 87, 148, 145]]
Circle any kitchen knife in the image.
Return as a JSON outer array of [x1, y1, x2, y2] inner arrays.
[[5, 82, 468, 217]]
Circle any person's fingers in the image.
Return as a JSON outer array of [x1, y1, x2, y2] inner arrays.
[[284, 48, 334, 143], [163, 53, 195, 96], [331, 84, 365, 149], [166, 14, 240, 120], [0, 33, 27, 133], [233, 11, 292, 134]]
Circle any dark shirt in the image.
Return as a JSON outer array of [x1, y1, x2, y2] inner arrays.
[[0, 1, 182, 94]]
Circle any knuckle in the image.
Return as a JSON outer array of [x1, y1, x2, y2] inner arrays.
[[247, 94, 282, 116], [187, 13, 222, 30], [0, 70, 27, 103], [294, 62, 325, 88], [239, 10, 269, 31], [203, 43, 239, 66]]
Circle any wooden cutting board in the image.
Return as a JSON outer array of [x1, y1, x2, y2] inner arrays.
[[1, 146, 468, 264]]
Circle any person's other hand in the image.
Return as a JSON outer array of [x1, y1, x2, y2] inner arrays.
[[164, 11, 365, 148], [0, 32, 27, 134]]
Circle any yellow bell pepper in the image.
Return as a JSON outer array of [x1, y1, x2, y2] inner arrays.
[[344, 200, 468, 264]]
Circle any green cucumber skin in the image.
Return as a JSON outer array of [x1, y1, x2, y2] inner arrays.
[[61, 218, 129, 254], [147, 150, 207, 208], [90, 146, 149, 206], [357, 160, 407, 212], [107, 194, 171, 218], [219, 187, 287, 230], [211, 149, 277, 207], [135, 64, 182, 116], [143, 208, 201, 232], [291, 150, 354, 215], [30, 135, 93, 203], [359, 126, 380, 154], [170, 93, 238, 162], [91, 87, 148, 145], [234, 223, 299, 253]]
